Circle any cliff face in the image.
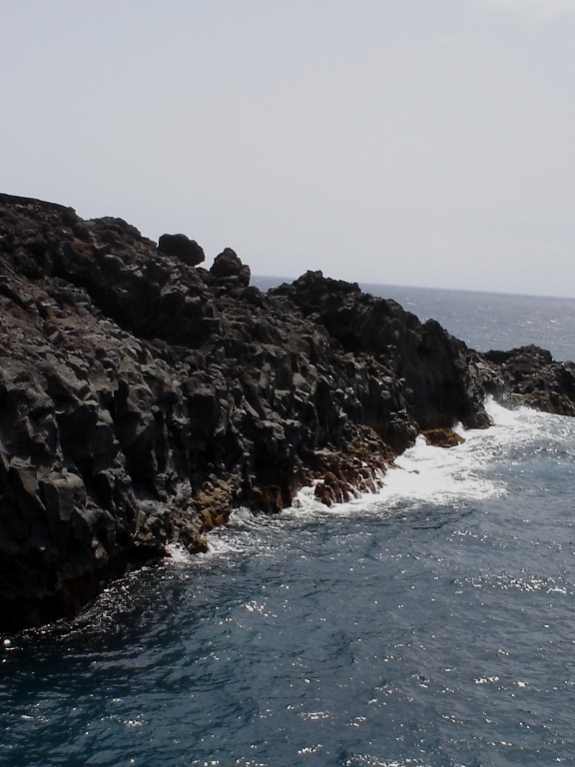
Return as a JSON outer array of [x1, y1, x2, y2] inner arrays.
[[1, 194, 574, 630]]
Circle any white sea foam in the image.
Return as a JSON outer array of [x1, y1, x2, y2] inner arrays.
[[165, 542, 195, 564], [374, 397, 575, 510], [170, 398, 571, 558], [286, 401, 504, 517], [286, 397, 573, 517], [375, 433, 500, 508], [166, 532, 251, 566]]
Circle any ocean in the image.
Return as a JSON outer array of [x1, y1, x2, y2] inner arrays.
[[2, 283, 575, 767]]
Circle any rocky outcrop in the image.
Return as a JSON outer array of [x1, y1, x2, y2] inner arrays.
[[479, 345, 575, 416], [1, 192, 574, 630], [210, 247, 251, 287]]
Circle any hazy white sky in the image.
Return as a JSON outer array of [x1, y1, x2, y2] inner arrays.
[[1, 0, 575, 296]]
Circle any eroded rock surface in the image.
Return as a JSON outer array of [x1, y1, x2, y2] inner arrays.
[[1, 192, 574, 630]]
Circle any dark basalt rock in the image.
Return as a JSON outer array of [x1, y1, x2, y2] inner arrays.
[[480, 345, 575, 415], [1, 192, 574, 630], [210, 247, 251, 287], [157, 233, 205, 267]]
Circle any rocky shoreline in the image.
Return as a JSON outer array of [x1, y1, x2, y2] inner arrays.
[[1, 193, 574, 631]]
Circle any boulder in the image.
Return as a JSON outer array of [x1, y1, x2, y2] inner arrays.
[[157, 233, 205, 266]]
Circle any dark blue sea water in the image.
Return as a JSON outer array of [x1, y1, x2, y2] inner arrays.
[[3, 283, 575, 767]]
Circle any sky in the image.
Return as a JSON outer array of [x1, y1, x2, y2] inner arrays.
[[1, 0, 575, 297]]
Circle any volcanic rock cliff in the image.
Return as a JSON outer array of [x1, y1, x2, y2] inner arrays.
[[1, 193, 575, 631]]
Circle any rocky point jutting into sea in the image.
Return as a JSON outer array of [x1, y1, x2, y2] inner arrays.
[[1, 193, 574, 631]]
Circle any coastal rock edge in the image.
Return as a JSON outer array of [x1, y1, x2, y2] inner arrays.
[[1, 193, 574, 630]]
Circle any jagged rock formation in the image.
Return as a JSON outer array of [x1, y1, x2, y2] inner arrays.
[[480, 346, 575, 416], [1, 193, 574, 630]]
